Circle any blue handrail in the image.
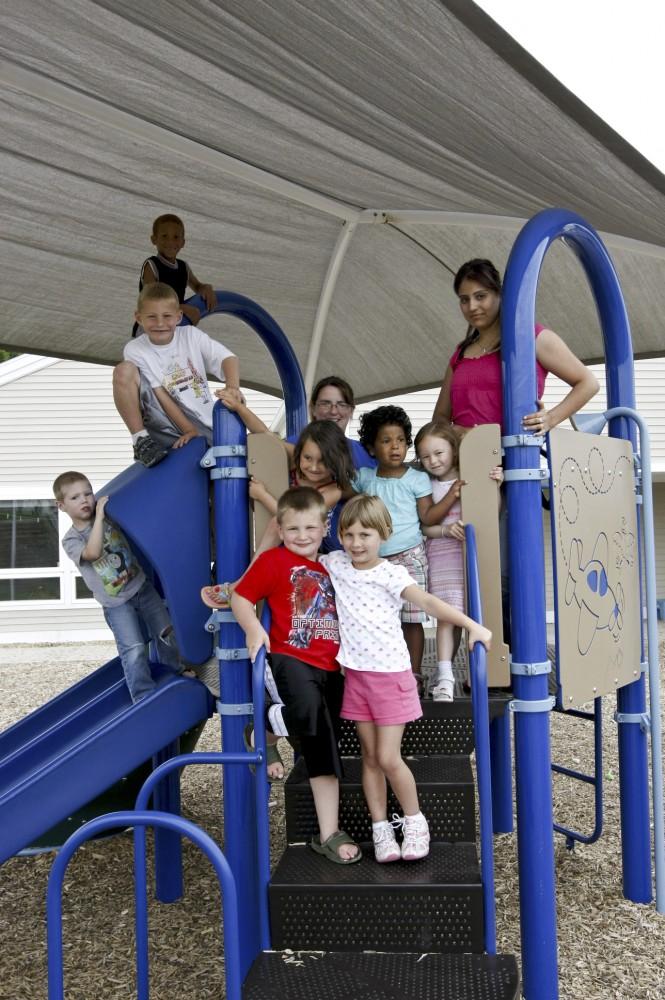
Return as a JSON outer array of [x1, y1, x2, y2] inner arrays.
[[46, 811, 242, 1000], [131, 644, 272, 999], [464, 524, 497, 954]]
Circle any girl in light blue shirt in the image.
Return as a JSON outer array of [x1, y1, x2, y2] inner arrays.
[[353, 405, 436, 689]]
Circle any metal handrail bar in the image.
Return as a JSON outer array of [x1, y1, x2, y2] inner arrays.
[[464, 524, 497, 954], [46, 811, 242, 1000], [133, 646, 272, 998]]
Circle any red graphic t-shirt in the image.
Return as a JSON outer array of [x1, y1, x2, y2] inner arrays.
[[235, 547, 340, 672]]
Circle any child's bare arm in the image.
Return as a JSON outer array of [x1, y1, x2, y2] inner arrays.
[[215, 391, 272, 434], [420, 480, 465, 526], [230, 592, 271, 661], [220, 357, 242, 404], [249, 477, 278, 516], [80, 497, 108, 561], [187, 266, 217, 312], [422, 520, 465, 541], [416, 493, 434, 522], [319, 483, 342, 509], [401, 584, 492, 650], [153, 386, 201, 446]]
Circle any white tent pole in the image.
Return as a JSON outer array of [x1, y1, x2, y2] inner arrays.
[[0, 60, 360, 223], [269, 218, 359, 434], [303, 219, 359, 397]]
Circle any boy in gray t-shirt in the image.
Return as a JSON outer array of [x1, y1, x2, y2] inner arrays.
[[54, 471, 193, 701]]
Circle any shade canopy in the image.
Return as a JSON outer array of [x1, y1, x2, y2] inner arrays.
[[2, 0, 665, 399]]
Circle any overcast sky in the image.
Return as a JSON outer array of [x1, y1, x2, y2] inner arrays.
[[478, 1, 665, 173]]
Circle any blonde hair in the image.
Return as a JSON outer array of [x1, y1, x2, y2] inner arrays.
[[53, 471, 90, 501], [151, 213, 185, 237], [136, 282, 180, 311], [338, 494, 392, 541], [276, 486, 328, 525]]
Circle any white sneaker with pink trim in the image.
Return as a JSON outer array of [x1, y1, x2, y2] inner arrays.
[[401, 813, 430, 861], [372, 820, 401, 863]]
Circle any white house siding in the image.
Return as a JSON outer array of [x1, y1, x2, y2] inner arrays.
[[0, 356, 281, 644], [1, 354, 662, 643]]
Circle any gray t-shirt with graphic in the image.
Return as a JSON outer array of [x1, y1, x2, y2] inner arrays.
[[62, 519, 145, 608]]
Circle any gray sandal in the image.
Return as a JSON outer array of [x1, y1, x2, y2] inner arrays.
[[310, 830, 362, 865]]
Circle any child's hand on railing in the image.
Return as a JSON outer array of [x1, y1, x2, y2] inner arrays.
[[489, 466, 504, 484], [468, 623, 492, 652], [246, 623, 271, 663]]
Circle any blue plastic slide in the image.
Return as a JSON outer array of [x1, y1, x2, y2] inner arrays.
[[0, 440, 216, 864], [0, 659, 211, 864]]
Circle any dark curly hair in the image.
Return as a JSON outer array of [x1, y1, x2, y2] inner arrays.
[[358, 405, 412, 451], [294, 420, 354, 490]]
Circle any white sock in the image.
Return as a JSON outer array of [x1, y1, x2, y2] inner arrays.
[[405, 811, 424, 823], [372, 820, 390, 833], [436, 659, 453, 681], [131, 430, 149, 444]]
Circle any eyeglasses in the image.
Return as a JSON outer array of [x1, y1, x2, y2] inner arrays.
[[315, 400, 353, 413]]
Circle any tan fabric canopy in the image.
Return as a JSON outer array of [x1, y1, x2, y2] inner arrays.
[[1, 0, 664, 399]]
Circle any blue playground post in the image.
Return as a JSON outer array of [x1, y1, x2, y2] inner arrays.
[[489, 713, 513, 834], [501, 207, 651, 999], [199, 291, 307, 976]]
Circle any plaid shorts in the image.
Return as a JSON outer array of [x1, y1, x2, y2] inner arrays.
[[387, 542, 428, 623]]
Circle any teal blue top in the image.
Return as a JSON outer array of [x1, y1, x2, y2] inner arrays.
[[353, 466, 431, 556]]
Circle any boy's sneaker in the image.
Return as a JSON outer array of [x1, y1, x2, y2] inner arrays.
[[372, 820, 401, 863], [133, 435, 168, 468], [401, 813, 430, 861]]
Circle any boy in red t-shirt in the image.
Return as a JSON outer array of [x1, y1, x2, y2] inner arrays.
[[232, 486, 361, 864]]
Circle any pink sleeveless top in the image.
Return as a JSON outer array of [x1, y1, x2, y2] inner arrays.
[[449, 324, 548, 430]]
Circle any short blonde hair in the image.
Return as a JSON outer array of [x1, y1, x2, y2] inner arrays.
[[53, 471, 90, 501], [338, 493, 392, 541], [137, 282, 180, 311], [151, 213, 185, 237], [276, 486, 328, 525]]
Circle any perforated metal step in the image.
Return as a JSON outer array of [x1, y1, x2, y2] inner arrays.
[[337, 691, 511, 757], [269, 843, 483, 953], [285, 755, 475, 844], [244, 950, 520, 999]]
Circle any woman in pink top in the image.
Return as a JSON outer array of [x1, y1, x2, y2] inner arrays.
[[433, 259, 598, 433]]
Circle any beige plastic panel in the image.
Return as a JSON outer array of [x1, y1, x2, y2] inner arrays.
[[459, 425, 510, 686], [246, 433, 290, 554], [549, 428, 641, 708]]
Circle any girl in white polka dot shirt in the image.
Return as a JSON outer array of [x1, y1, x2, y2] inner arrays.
[[321, 494, 491, 864]]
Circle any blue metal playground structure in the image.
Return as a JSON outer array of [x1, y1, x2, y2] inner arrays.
[[1, 208, 663, 999]]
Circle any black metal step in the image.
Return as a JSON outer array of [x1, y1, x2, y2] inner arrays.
[[244, 950, 520, 999], [285, 755, 475, 844], [269, 843, 483, 953], [338, 690, 511, 757]]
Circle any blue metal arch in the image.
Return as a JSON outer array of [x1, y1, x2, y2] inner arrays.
[[501, 208, 650, 1000], [189, 289, 308, 436]]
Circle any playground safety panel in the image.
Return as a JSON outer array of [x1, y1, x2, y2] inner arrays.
[[549, 428, 640, 708]]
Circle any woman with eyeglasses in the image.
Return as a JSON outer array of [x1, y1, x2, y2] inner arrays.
[[293, 376, 376, 472]]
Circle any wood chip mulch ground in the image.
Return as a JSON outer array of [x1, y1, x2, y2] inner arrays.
[[1, 634, 664, 1000]]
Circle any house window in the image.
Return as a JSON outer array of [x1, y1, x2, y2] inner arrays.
[[0, 499, 61, 601]]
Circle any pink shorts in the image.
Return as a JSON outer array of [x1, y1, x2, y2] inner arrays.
[[340, 667, 423, 726]]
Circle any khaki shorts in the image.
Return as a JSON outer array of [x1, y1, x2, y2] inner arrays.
[[138, 372, 212, 447]]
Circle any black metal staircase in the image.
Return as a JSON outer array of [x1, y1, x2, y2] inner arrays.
[[243, 690, 520, 999]]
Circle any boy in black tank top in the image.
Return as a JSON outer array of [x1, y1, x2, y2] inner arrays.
[[132, 213, 217, 335]]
